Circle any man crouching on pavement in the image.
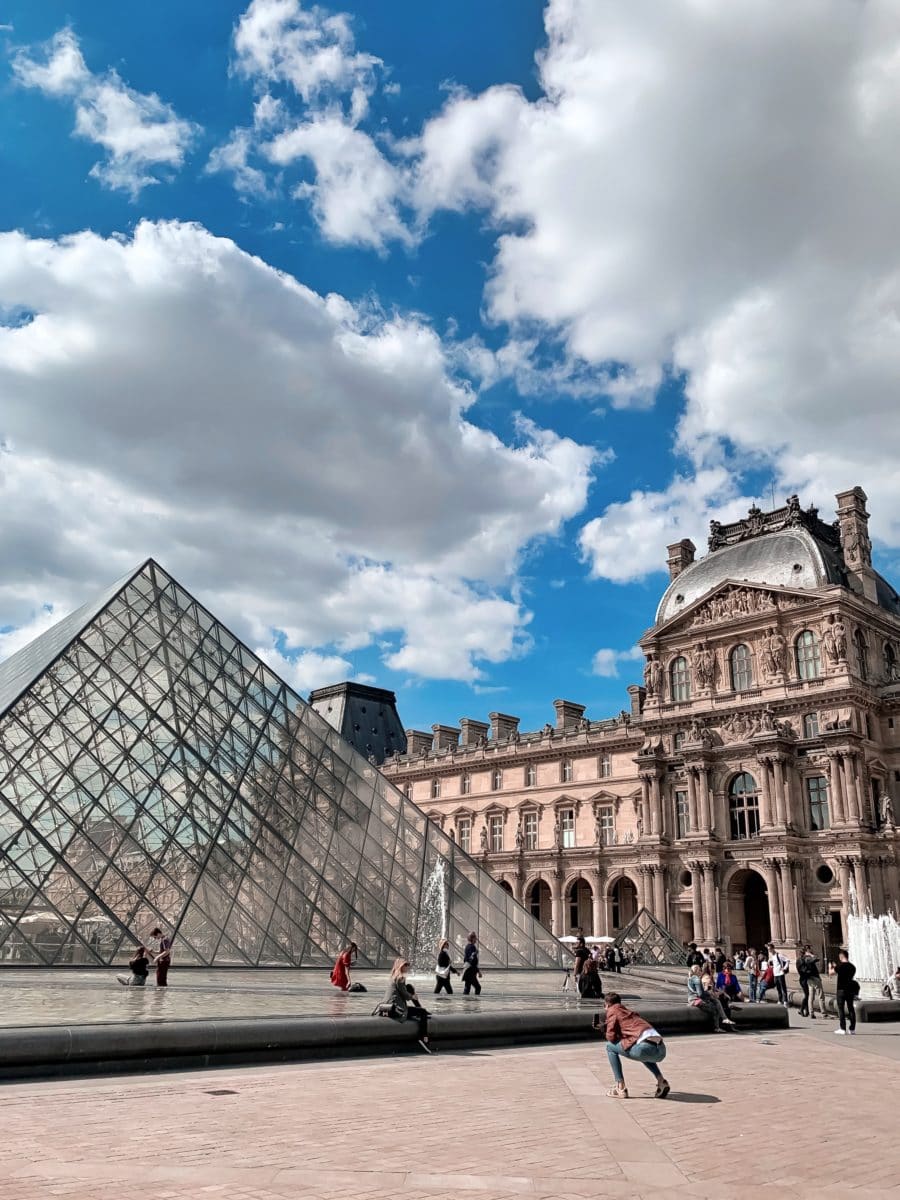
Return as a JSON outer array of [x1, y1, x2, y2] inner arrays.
[[595, 992, 670, 1099]]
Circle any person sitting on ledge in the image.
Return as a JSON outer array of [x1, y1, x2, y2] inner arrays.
[[716, 963, 744, 1003], [117, 945, 150, 988], [885, 965, 900, 1000], [378, 958, 433, 1053], [577, 956, 604, 1000], [599, 992, 670, 1100]]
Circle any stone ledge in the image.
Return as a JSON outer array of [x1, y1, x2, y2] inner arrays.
[[0, 1001, 788, 1082]]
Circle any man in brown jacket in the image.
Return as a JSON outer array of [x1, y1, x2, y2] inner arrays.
[[601, 992, 670, 1099]]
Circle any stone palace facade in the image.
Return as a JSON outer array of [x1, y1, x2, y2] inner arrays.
[[380, 487, 900, 956]]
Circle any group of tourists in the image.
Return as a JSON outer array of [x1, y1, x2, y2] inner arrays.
[[116, 927, 173, 988], [569, 935, 625, 998]]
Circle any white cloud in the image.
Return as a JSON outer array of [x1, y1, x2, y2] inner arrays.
[[0, 220, 596, 683], [255, 646, 353, 693], [404, 0, 900, 571], [591, 645, 642, 679], [13, 28, 197, 196]]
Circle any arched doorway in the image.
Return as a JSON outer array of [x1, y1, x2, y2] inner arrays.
[[567, 877, 593, 934], [609, 876, 637, 932], [527, 879, 552, 928], [726, 868, 771, 950]]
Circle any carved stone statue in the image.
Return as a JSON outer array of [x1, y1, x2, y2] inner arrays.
[[595, 816, 603, 846], [480, 826, 488, 852], [760, 627, 786, 678], [644, 655, 663, 698], [624, 830, 634, 845], [822, 614, 848, 665], [692, 642, 717, 689], [515, 824, 524, 850], [758, 706, 776, 733], [881, 795, 895, 828]]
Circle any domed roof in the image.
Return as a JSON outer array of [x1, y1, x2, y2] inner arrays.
[[656, 526, 843, 625]]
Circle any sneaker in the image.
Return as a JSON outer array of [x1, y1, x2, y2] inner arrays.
[[655, 1079, 670, 1099], [849, 1029, 856, 1035], [834, 1028, 847, 1035], [722, 1018, 735, 1026]]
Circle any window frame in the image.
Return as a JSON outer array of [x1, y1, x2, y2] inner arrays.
[[806, 775, 830, 831], [730, 643, 753, 691], [802, 712, 819, 739], [560, 806, 576, 849], [430, 777, 441, 800], [596, 804, 615, 845], [599, 753, 612, 778], [561, 758, 574, 783], [457, 816, 472, 853], [523, 809, 539, 850], [728, 772, 761, 841], [491, 766, 503, 791], [675, 788, 690, 839], [489, 812, 504, 852], [670, 655, 691, 702], [460, 772, 471, 795], [795, 630, 822, 681], [525, 763, 537, 788]]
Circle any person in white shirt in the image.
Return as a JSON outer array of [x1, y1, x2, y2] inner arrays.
[[767, 942, 789, 1004]]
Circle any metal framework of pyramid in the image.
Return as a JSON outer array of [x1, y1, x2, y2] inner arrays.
[[0, 560, 564, 970], [613, 907, 686, 965]]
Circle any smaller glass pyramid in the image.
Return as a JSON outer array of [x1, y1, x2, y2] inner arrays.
[[0, 560, 563, 970], [614, 907, 686, 965]]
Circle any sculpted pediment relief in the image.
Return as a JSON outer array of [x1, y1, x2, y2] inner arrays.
[[655, 581, 817, 637]]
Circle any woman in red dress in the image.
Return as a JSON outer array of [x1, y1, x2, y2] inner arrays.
[[330, 942, 358, 991]]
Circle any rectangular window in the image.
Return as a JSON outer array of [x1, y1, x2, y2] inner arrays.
[[675, 789, 690, 839], [599, 754, 612, 778], [802, 713, 819, 739], [489, 813, 504, 852], [461, 773, 471, 795], [597, 805, 615, 845], [523, 810, 538, 850], [672, 731, 685, 751], [457, 817, 471, 853], [492, 768, 503, 791], [807, 776, 830, 830], [431, 778, 441, 799], [561, 807, 575, 848], [561, 759, 573, 783], [525, 764, 537, 787]]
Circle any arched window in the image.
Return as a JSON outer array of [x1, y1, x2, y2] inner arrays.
[[525, 764, 537, 787], [492, 767, 503, 791], [884, 641, 897, 682], [561, 758, 573, 783], [730, 644, 753, 691], [795, 630, 822, 680], [670, 656, 691, 701], [430, 778, 441, 800], [854, 629, 869, 682], [728, 772, 760, 840]]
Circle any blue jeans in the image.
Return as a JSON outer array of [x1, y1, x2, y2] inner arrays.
[[748, 973, 758, 1002], [606, 1039, 667, 1085]]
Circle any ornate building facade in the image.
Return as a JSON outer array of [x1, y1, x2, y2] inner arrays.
[[381, 487, 900, 956]]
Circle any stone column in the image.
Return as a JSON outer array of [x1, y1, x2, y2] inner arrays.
[[650, 775, 663, 839], [842, 755, 859, 822], [699, 768, 712, 833], [852, 858, 868, 914], [686, 769, 699, 833], [640, 774, 651, 837], [550, 872, 564, 935], [637, 865, 651, 913], [772, 755, 788, 827], [762, 859, 784, 942], [653, 865, 666, 926], [828, 753, 846, 824], [587, 869, 604, 938], [779, 859, 798, 944], [758, 757, 774, 827], [703, 864, 718, 943], [696, 864, 710, 945], [837, 857, 852, 933]]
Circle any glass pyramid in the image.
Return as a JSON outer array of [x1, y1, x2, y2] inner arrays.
[[614, 907, 686, 965], [0, 560, 563, 970]]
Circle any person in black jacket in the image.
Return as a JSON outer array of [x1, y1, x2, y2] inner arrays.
[[686, 943, 705, 968], [462, 932, 482, 995], [434, 938, 458, 995], [797, 945, 813, 1016], [831, 950, 858, 1034]]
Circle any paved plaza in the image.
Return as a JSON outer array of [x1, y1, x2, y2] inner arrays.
[[0, 1020, 897, 1200]]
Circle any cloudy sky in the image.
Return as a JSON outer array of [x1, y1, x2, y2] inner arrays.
[[2, 0, 900, 733]]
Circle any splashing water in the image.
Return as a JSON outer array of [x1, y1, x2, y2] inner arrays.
[[411, 860, 448, 975], [847, 878, 900, 994]]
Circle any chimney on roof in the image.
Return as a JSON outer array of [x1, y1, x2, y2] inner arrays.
[[431, 724, 460, 752], [489, 712, 520, 741], [459, 717, 490, 747], [405, 729, 433, 756], [835, 486, 878, 604], [553, 699, 585, 731], [627, 684, 645, 717], [667, 538, 696, 580]]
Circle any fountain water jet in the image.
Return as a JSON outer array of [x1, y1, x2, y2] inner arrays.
[[411, 860, 448, 976], [846, 880, 900, 999]]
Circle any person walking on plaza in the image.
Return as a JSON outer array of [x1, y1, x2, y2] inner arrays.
[[767, 942, 790, 1005], [797, 945, 813, 1016], [573, 936, 590, 986], [745, 947, 759, 1003], [330, 941, 358, 991], [434, 938, 458, 995], [757, 954, 775, 1004], [149, 926, 173, 988], [462, 932, 482, 995], [831, 949, 858, 1035], [613, 944, 625, 973], [380, 958, 432, 1052], [117, 944, 151, 987], [804, 949, 827, 1019], [601, 992, 670, 1099]]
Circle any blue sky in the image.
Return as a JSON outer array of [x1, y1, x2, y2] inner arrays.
[[2, 0, 900, 734]]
